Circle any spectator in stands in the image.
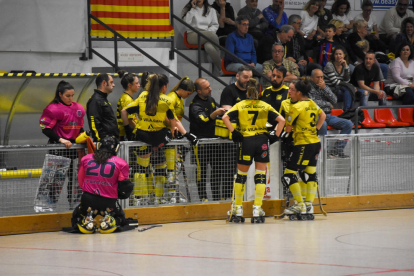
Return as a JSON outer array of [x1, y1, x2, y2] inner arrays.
[[220, 65, 254, 200], [378, 0, 414, 45], [330, 19, 357, 67], [257, 24, 294, 64], [225, 15, 263, 74], [262, 43, 299, 87], [182, 0, 222, 75], [237, 0, 269, 48], [323, 46, 355, 111], [391, 17, 414, 55], [212, 0, 237, 45], [189, 78, 227, 201], [348, 20, 388, 78], [87, 74, 118, 141], [331, 0, 353, 34], [262, 0, 288, 33], [351, 52, 387, 106], [300, 0, 322, 50], [316, 24, 337, 68], [384, 42, 414, 105], [309, 69, 353, 158], [317, 0, 333, 36]]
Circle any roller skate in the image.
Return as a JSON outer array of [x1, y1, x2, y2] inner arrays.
[[168, 191, 187, 204], [304, 201, 315, 220], [251, 205, 265, 223], [283, 202, 307, 221], [77, 207, 96, 234], [166, 172, 176, 186], [154, 197, 167, 205], [227, 205, 245, 223], [99, 209, 117, 234]]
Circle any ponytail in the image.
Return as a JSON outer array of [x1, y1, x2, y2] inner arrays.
[[246, 78, 259, 100], [295, 77, 312, 98], [118, 70, 138, 90], [50, 80, 74, 104], [170, 76, 195, 94], [145, 74, 169, 115]]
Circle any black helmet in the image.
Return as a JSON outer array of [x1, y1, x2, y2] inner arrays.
[[97, 136, 119, 155]]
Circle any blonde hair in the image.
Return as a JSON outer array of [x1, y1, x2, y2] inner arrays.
[[353, 19, 367, 33], [304, 0, 321, 11], [329, 19, 344, 29], [356, 39, 370, 52], [169, 76, 194, 94], [246, 78, 259, 100]]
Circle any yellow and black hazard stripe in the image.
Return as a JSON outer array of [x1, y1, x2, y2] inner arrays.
[[0, 72, 143, 77]]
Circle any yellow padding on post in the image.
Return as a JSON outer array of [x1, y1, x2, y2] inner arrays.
[[0, 169, 42, 179]]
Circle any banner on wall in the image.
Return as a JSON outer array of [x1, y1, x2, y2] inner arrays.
[[356, 0, 413, 10], [0, 0, 86, 53], [284, 0, 335, 10]]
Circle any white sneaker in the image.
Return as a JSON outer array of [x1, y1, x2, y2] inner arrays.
[[305, 201, 314, 214], [252, 205, 265, 217]]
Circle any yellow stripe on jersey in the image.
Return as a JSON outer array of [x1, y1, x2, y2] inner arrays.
[[226, 99, 280, 137], [286, 99, 322, 145], [90, 116, 100, 141], [127, 91, 176, 132], [198, 115, 209, 122]]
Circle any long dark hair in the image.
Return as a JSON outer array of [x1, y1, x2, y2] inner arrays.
[[118, 70, 138, 90], [170, 76, 195, 93], [330, 45, 349, 63], [93, 150, 113, 164], [246, 78, 259, 100], [50, 80, 74, 104], [145, 74, 169, 115], [295, 77, 312, 98], [182, 0, 210, 18], [395, 41, 414, 59], [331, 0, 350, 15]]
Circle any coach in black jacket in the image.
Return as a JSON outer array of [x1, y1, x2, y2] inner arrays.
[[87, 74, 119, 141]]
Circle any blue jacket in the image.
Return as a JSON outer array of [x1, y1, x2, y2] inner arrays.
[[225, 31, 257, 66]]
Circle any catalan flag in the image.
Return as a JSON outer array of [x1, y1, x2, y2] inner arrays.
[[90, 0, 174, 38]]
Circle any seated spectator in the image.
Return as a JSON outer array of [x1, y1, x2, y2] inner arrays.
[[182, 0, 222, 75], [237, 0, 269, 48], [391, 17, 414, 54], [262, 43, 300, 87], [351, 52, 387, 106], [378, 0, 414, 45], [300, 0, 322, 50], [257, 24, 294, 64], [348, 20, 388, 78], [353, 0, 387, 54], [331, 0, 353, 34], [225, 15, 263, 74], [323, 46, 355, 111], [316, 24, 337, 68], [355, 39, 384, 79], [330, 19, 357, 67], [262, 0, 288, 34], [211, 0, 237, 45], [384, 42, 414, 105], [309, 69, 353, 158], [259, 65, 289, 114], [317, 0, 333, 36]]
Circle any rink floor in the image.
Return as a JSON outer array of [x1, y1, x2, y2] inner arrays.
[[0, 209, 413, 276]]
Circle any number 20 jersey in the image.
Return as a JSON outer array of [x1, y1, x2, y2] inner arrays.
[[79, 154, 130, 199], [226, 99, 280, 137], [286, 99, 322, 145]]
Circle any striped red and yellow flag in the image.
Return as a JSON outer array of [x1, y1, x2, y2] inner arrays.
[[90, 0, 174, 38]]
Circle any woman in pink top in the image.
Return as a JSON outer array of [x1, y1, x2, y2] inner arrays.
[[40, 80, 86, 208], [385, 41, 414, 105], [72, 136, 132, 234]]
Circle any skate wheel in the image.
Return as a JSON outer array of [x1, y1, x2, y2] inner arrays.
[[308, 214, 315, 220], [240, 217, 245, 223], [289, 215, 295, 221], [251, 218, 255, 223], [261, 217, 265, 223]]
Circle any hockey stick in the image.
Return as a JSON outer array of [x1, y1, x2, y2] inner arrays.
[[317, 186, 327, 216], [138, 225, 163, 232]]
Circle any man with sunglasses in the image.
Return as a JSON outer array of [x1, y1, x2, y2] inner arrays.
[[378, 0, 414, 43]]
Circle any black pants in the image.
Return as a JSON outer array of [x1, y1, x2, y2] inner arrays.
[[71, 192, 126, 227]]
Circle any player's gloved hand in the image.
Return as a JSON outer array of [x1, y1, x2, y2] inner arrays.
[[124, 125, 133, 141], [267, 130, 279, 145], [280, 131, 290, 143], [174, 129, 184, 139], [184, 132, 199, 147], [231, 129, 243, 143]]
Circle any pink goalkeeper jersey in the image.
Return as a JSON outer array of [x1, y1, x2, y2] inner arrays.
[[79, 154, 130, 199], [40, 102, 85, 140]]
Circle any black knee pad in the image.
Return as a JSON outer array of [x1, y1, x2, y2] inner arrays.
[[254, 174, 266, 185], [136, 164, 148, 174], [298, 171, 317, 183], [235, 173, 247, 184], [154, 167, 167, 176], [281, 173, 298, 187]]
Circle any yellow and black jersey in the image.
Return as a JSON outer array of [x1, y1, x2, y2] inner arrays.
[[226, 99, 280, 137], [286, 99, 322, 145], [167, 91, 184, 121], [259, 85, 289, 112], [117, 92, 137, 136], [125, 91, 176, 133]]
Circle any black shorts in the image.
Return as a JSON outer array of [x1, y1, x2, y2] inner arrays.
[[134, 128, 172, 155], [238, 134, 270, 166], [287, 142, 321, 171]]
